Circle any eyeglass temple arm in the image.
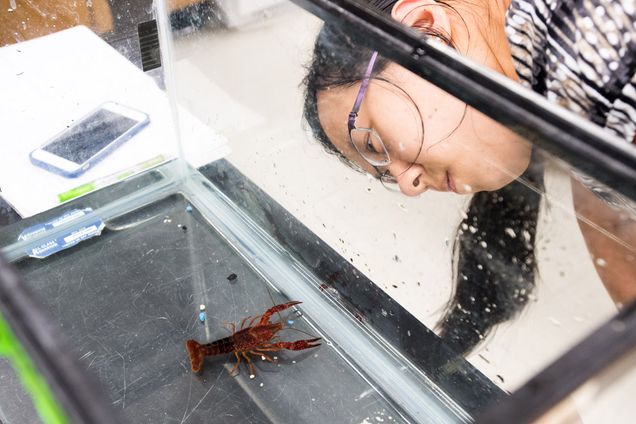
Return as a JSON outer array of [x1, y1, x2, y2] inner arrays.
[[348, 51, 379, 129]]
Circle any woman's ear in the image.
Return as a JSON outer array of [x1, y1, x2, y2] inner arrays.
[[391, 0, 452, 41]]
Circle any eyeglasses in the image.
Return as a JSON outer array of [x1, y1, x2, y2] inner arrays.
[[347, 51, 399, 188]]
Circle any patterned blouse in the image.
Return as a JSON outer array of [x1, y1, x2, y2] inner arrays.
[[505, 0, 636, 213]]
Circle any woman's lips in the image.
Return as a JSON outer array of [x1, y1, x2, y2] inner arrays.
[[446, 172, 458, 193]]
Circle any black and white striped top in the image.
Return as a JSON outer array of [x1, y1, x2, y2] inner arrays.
[[506, 0, 636, 211]]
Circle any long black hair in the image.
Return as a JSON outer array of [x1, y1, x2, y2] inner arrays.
[[302, 0, 545, 354]]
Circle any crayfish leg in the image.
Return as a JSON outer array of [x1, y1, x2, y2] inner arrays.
[[242, 352, 256, 377], [229, 352, 241, 376], [251, 351, 276, 363]]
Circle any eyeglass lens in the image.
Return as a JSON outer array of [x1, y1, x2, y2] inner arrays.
[[350, 128, 390, 167]]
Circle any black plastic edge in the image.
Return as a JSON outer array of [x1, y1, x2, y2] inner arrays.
[[0, 253, 123, 424], [291, 0, 636, 201], [475, 299, 636, 423]]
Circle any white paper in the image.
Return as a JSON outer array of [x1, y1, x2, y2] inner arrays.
[[0, 26, 230, 217]]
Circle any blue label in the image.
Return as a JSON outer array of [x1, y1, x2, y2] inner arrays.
[[19, 209, 93, 241], [19, 209, 105, 259]]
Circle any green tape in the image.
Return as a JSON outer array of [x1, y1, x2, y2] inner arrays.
[[0, 313, 69, 424]]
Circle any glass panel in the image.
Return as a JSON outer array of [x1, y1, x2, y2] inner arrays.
[[166, 0, 635, 418], [0, 0, 634, 423]]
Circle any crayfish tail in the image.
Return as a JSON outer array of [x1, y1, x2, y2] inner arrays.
[[186, 339, 205, 373]]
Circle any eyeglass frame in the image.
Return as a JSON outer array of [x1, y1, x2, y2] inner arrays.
[[346, 51, 399, 186]]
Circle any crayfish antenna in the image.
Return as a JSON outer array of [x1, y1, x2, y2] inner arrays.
[[186, 340, 205, 373]]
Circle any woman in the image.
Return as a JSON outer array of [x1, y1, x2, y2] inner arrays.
[[303, 0, 636, 353]]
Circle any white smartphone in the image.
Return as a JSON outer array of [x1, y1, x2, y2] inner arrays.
[[30, 102, 149, 178]]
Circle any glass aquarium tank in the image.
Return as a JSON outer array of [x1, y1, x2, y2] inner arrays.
[[0, 0, 635, 423]]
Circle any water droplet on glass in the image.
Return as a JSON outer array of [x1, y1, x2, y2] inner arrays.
[[504, 228, 517, 238], [479, 241, 487, 248]]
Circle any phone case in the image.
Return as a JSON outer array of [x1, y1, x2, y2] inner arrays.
[[29, 109, 149, 178]]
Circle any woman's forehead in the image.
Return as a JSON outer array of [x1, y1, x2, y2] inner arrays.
[[316, 85, 379, 175], [316, 85, 359, 149]]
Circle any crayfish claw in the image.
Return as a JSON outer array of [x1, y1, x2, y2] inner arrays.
[[259, 301, 303, 325], [304, 338, 322, 349], [270, 337, 322, 351]]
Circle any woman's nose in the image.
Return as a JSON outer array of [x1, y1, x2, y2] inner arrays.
[[388, 163, 428, 196]]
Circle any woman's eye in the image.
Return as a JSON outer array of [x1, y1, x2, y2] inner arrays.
[[366, 135, 378, 153]]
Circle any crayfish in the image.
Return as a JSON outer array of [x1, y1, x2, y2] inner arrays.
[[185, 301, 321, 376]]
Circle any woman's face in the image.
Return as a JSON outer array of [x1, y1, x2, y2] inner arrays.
[[317, 63, 532, 196]]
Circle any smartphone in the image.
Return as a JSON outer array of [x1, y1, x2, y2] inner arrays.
[[30, 102, 149, 178]]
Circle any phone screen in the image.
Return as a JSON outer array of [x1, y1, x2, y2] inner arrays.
[[43, 109, 138, 164]]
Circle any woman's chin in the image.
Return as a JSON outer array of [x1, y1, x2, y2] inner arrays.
[[470, 174, 518, 193], [488, 173, 522, 191]]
